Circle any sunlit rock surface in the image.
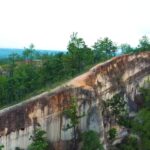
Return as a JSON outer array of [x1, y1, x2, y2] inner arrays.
[[0, 52, 150, 150]]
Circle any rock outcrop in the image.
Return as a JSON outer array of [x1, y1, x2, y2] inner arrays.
[[0, 52, 150, 150]]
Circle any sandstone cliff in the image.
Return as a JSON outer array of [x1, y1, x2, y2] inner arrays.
[[0, 52, 150, 150]]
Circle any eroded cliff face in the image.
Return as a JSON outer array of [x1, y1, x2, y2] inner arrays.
[[0, 52, 150, 150]]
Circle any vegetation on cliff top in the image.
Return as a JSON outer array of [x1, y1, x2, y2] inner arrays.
[[0, 33, 150, 109]]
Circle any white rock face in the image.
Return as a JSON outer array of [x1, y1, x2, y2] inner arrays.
[[0, 52, 150, 150]]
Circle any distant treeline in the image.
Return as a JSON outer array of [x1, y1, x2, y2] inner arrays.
[[0, 33, 150, 108], [0, 48, 64, 59]]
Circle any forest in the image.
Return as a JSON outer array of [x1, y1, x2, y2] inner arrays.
[[0, 33, 150, 108]]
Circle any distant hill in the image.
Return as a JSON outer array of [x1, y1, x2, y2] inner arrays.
[[0, 48, 66, 59]]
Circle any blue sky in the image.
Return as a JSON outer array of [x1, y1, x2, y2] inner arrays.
[[0, 0, 150, 50]]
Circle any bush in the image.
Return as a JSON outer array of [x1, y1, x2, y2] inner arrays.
[[0, 145, 4, 150], [108, 128, 117, 140], [116, 136, 139, 150], [118, 115, 132, 128], [81, 130, 104, 150], [28, 128, 49, 150]]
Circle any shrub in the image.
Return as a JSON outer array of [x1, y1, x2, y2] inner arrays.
[[0, 145, 4, 150], [81, 130, 104, 150], [116, 136, 139, 150], [108, 128, 117, 140], [28, 128, 49, 150]]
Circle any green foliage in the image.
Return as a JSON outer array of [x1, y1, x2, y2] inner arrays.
[[63, 97, 80, 129], [0, 145, 4, 150], [93, 37, 117, 62], [0, 76, 7, 106], [108, 128, 117, 140], [23, 44, 36, 61], [63, 97, 85, 150], [117, 115, 132, 128], [0, 33, 149, 109], [120, 43, 135, 54], [120, 35, 150, 54], [41, 53, 65, 84], [63, 97, 85, 130], [140, 83, 150, 109], [65, 32, 94, 75], [132, 82, 150, 150], [116, 136, 139, 150], [104, 94, 126, 118], [28, 128, 49, 150], [0, 33, 96, 108], [117, 80, 150, 150], [0, 33, 119, 108], [132, 109, 150, 150], [137, 35, 150, 52], [81, 130, 104, 150], [15, 147, 23, 150]]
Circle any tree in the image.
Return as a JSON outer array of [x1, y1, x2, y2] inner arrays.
[[64, 32, 94, 75], [8, 53, 19, 77], [63, 97, 85, 150], [104, 94, 127, 121], [23, 44, 36, 61], [120, 43, 134, 54], [93, 37, 117, 62], [81, 130, 104, 150], [68, 32, 85, 51], [28, 128, 49, 150], [0, 76, 7, 106], [137, 35, 150, 52], [6, 53, 19, 103], [41, 53, 65, 85]]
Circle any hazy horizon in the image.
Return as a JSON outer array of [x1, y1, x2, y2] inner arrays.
[[0, 48, 66, 59], [0, 47, 67, 51]]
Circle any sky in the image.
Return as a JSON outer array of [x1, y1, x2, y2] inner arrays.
[[0, 0, 150, 50]]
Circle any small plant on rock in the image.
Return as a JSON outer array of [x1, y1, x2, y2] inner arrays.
[[108, 128, 117, 140], [28, 127, 49, 150], [81, 130, 104, 150]]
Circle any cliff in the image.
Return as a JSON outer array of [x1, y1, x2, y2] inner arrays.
[[0, 52, 150, 150]]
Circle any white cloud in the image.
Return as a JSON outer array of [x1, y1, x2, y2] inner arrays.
[[0, 0, 150, 50]]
